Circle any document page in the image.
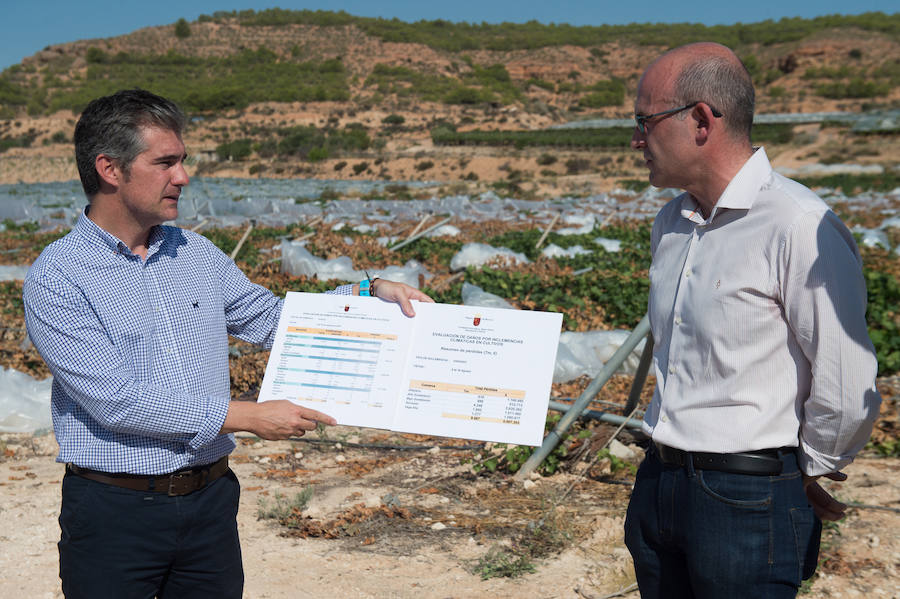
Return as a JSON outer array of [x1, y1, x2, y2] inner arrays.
[[393, 302, 561, 446], [258, 292, 562, 445], [257, 293, 415, 430]]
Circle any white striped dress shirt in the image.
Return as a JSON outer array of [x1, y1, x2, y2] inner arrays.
[[643, 148, 881, 476]]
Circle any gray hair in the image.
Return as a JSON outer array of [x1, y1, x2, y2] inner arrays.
[[673, 55, 754, 141], [74, 89, 187, 198]]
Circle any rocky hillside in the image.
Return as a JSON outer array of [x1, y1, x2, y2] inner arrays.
[[0, 10, 897, 192]]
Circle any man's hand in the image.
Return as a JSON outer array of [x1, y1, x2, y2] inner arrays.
[[373, 279, 434, 317], [803, 472, 849, 521], [222, 400, 337, 440]]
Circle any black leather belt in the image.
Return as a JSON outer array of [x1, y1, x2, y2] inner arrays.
[[654, 442, 792, 476], [66, 456, 230, 496]]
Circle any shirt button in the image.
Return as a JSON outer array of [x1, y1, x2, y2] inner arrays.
[[684, 269, 692, 278], [668, 366, 676, 374], [660, 414, 669, 423], [674, 316, 682, 325]]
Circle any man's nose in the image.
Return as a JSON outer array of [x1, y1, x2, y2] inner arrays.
[[173, 162, 190, 186], [631, 128, 645, 150]]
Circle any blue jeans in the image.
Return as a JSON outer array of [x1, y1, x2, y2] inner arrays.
[[624, 445, 821, 599], [59, 468, 243, 599]]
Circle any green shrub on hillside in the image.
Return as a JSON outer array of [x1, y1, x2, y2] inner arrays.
[[174, 18, 192, 39], [215, 138, 253, 161], [816, 79, 891, 99], [578, 79, 625, 108], [0, 76, 27, 108], [0, 131, 37, 153], [803, 65, 856, 79], [382, 114, 405, 125]]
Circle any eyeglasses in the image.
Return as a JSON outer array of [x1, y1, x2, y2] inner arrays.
[[634, 102, 723, 134]]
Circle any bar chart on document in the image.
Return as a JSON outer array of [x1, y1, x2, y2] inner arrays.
[[258, 293, 414, 430], [273, 327, 386, 404]]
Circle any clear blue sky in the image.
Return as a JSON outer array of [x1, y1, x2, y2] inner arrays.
[[3, 1, 897, 71]]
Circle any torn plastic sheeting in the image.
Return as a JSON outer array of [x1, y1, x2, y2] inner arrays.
[[0, 367, 53, 433], [449, 243, 530, 272], [594, 237, 623, 253], [0, 265, 29, 281], [281, 241, 359, 281], [460, 282, 513, 309], [426, 224, 461, 237], [854, 227, 890, 250], [553, 330, 647, 384], [375, 262, 432, 289], [880, 215, 900, 230], [556, 214, 595, 235], [280, 241, 431, 288], [541, 244, 592, 259]]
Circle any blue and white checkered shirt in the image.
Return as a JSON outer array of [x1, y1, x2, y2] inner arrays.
[[24, 209, 352, 474]]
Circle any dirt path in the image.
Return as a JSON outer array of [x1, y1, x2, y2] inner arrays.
[[1, 428, 897, 598]]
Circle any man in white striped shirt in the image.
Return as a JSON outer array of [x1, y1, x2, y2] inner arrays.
[[624, 43, 881, 598]]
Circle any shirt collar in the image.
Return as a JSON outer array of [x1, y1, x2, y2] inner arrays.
[[679, 147, 772, 225], [76, 206, 167, 259]]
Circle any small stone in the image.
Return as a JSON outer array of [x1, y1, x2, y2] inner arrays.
[[335, 454, 346, 463], [293, 452, 303, 459], [258, 456, 271, 464], [334, 443, 342, 451], [431, 522, 446, 531], [523, 480, 536, 490], [609, 439, 636, 459], [867, 535, 880, 548], [428, 446, 440, 454]]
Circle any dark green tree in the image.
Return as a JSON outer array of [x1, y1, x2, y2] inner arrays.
[[174, 18, 191, 39]]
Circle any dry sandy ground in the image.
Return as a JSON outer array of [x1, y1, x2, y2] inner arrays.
[[1, 428, 897, 599]]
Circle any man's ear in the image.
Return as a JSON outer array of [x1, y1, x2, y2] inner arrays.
[[692, 103, 715, 146], [94, 154, 121, 189]]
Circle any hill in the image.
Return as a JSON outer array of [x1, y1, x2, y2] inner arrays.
[[0, 9, 898, 193]]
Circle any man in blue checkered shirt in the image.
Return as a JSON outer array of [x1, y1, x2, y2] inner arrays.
[[23, 89, 431, 598]]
